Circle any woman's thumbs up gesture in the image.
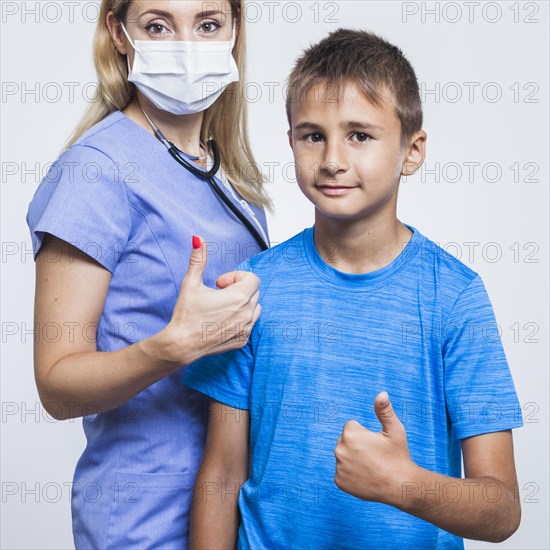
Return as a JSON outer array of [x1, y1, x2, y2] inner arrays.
[[155, 235, 261, 366], [334, 392, 415, 505]]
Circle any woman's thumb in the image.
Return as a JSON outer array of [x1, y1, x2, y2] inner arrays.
[[184, 235, 207, 286]]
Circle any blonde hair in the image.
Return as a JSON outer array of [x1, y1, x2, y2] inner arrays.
[[66, 0, 271, 209]]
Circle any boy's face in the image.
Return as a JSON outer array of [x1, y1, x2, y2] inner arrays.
[[288, 82, 425, 224]]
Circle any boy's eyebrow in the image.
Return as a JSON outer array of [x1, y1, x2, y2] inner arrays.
[[342, 120, 384, 132], [292, 121, 384, 132], [292, 122, 323, 131]]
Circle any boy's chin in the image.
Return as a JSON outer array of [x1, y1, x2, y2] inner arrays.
[[314, 206, 363, 223]]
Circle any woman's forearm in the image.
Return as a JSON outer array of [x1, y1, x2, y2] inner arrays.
[[37, 330, 184, 420]]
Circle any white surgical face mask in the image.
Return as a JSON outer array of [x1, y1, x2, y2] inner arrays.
[[120, 21, 239, 115]]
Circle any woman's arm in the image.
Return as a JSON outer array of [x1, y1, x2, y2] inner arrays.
[[190, 400, 250, 550], [34, 233, 261, 420]]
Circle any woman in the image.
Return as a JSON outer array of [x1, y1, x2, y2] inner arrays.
[[26, 0, 270, 547]]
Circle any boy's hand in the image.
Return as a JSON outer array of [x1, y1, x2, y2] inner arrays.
[[334, 391, 416, 505]]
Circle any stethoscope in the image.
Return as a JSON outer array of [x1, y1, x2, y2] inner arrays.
[[140, 107, 269, 252]]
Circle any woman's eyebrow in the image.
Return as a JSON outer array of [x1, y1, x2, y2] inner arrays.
[[139, 9, 175, 20], [138, 9, 225, 21], [195, 9, 225, 19]]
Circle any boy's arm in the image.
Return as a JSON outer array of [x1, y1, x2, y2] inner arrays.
[[190, 399, 250, 550], [397, 428, 521, 541], [334, 393, 521, 543]]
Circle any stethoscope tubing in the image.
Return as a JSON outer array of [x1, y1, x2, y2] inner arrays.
[[140, 104, 270, 252], [166, 140, 269, 252]]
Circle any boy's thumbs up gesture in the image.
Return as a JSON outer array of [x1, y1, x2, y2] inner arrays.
[[334, 391, 414, 504]]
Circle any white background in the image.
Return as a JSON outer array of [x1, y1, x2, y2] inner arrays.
[[1, 1, 548, 548]]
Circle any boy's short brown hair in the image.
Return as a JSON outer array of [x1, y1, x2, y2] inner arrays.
[[286, 28, 423, 146]]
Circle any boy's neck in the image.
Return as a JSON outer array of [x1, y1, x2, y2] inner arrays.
[[313, 213, 413, 275]]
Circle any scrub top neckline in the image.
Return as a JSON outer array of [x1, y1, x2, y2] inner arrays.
[[113, 109, 268, 245], [115, 109, 166, 151], [115, 109, 216, 169], [302, 223, 422, 291]]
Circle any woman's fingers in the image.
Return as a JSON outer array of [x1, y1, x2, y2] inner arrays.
[[216, 269, 260, 293], [250, 303, 262, 325]]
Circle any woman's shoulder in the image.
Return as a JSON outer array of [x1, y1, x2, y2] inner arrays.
[[69, 110, 149, 161]]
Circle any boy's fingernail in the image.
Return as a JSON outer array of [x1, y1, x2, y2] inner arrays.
[[192, 235, 201, 249]]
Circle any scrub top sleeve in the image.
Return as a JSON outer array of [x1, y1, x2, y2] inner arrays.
[[26, 144, 132, 273], [442, 276, 524, 439]]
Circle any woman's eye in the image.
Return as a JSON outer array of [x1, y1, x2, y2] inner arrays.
[[352, 132, 371, 143], [145, 21, 170, 36], [199, 20, 221, 34]]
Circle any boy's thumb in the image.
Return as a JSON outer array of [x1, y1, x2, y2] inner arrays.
[[374, 391, 401, 433], [183, 235, 207, 286]]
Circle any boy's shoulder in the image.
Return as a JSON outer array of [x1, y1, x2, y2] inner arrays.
[[414, 227, 489, 313], [239, 229, 308, 293], [417, 229, 479, 281], [242, 229, 307, 271]]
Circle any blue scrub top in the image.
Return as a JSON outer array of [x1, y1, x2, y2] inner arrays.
[[26, 110, 269, 549]]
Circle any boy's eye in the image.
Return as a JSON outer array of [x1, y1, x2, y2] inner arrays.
[[145, 21, 171, 36], [352, 132, 372, 143], [304, 133, 325, 143], [198, 20, 221, 34]]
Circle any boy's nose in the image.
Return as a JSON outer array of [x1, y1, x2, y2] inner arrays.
[[321, 142, 349, 175]]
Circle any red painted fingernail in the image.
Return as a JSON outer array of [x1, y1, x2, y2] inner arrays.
[[192, 235, 201, 249]]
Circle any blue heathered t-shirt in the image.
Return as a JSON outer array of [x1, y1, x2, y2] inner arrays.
[[183, 224, 523, 550]]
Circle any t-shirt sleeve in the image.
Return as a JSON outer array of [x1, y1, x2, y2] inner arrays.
[[182, 259, 255, 410], [26, 144, 132, 273], [443, 275, 524, 439]]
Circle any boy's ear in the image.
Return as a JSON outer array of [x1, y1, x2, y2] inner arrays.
[[287, 129, 293, 150], [401, 130, 427, 177]]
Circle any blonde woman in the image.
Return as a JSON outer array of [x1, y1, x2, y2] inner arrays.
[[26, 0, 270, 547]]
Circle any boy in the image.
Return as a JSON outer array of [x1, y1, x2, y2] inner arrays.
[[183, 29, 523, 549]]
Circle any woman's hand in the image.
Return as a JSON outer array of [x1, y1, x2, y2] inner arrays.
[[153, 236, 262, 365]]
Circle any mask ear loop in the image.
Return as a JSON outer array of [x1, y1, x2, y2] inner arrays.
[[119, 20, 140, 75], [230, 21, 237, 49], [119, 20, 137, 50]]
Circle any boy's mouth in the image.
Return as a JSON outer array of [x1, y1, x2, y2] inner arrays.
[[316, 184, 358, 196]]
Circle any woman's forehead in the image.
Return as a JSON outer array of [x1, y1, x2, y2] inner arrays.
[[129, 0, 233, 17]]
